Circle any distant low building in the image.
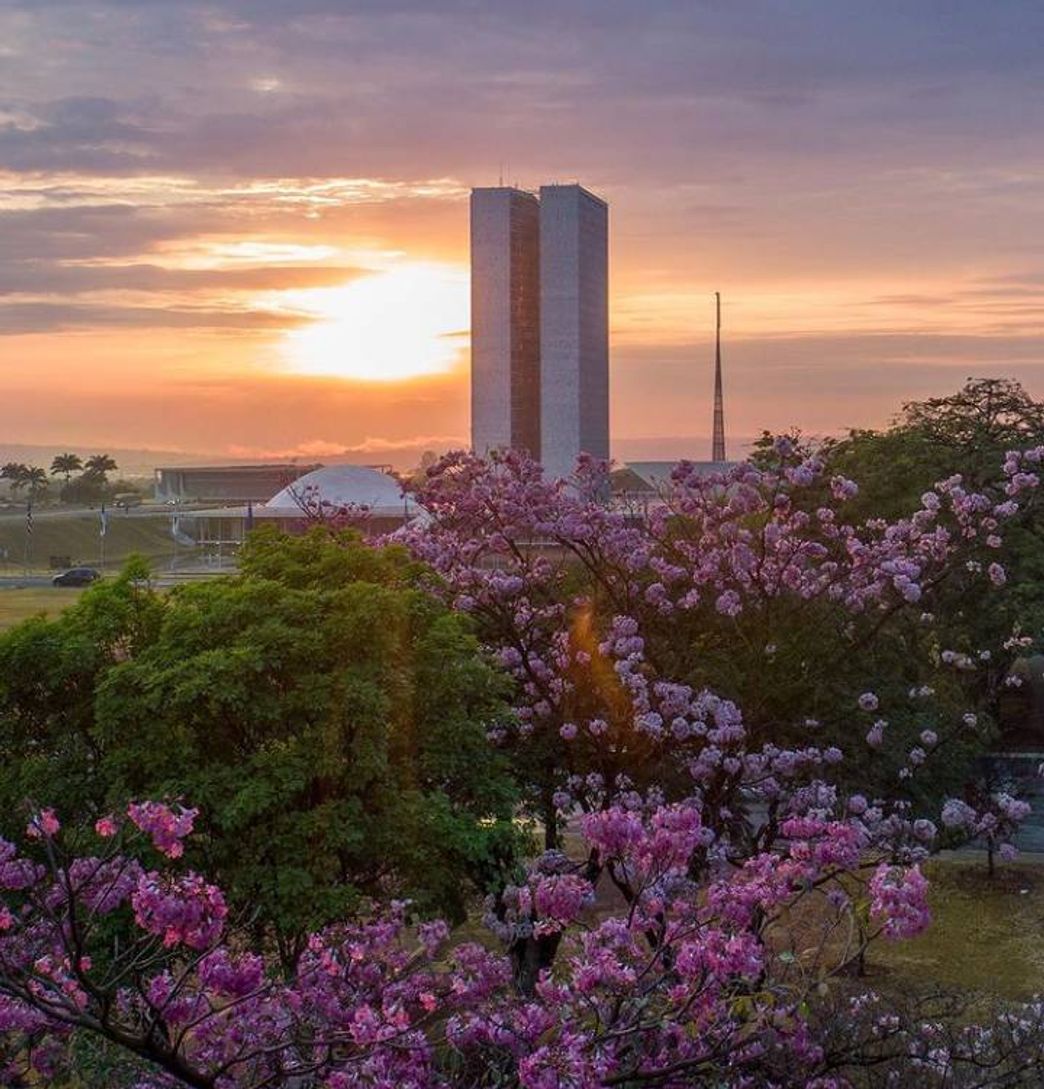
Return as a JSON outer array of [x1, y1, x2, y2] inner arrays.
[[612, 460, 736, 502], [154, 464, 321, 505], [183, 465, 422, 555]]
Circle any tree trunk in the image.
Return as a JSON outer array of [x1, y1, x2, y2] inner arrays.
[[509, 931, 562, 994], [543, 796, 559, 851]]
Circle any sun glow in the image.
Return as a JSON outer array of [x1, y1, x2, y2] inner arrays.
[[281, 263, 469, 382]]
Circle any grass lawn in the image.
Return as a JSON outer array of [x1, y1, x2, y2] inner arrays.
[[0, 586, 86, 630], [869, 857, 1044, 999]]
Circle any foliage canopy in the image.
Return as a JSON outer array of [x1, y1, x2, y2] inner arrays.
[[0, 531, 518, 958]]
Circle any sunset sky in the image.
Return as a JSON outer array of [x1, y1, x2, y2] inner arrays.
[[1, 1, 1043, 467]]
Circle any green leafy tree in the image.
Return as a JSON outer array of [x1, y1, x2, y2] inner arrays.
[[812, 378, 1044, 744], [0, 532, 518, 968], [0, 558, 163, 819], [827, 378, 1044, 517], [59, 474, 110, 506]]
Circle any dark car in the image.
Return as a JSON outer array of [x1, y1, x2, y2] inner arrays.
[[52, 567, 101, 588]]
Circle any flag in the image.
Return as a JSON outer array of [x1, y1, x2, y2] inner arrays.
[[99, 503, 108, 538], [25, 499, 32, 536]]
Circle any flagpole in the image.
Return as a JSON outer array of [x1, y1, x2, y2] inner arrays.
[[170, 503, 181, 571], [24, 498, 32, 571], [99, 502, 107, 572]]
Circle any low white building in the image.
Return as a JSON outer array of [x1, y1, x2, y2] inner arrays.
[[154, 463, 319, 504]]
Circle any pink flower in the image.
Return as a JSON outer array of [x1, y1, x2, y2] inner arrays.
[[26, 809, 60, 839], [532, 874, 593, 932], [865, 720, 886, 748], [869, 863, 931, 940], [127, 801, 197, 859], [715, 589, 742, 617], [941, 798, 976, 829], [94, 816, 118, 838], [830, 476, 859, 501], [131, 871, 227, 950]]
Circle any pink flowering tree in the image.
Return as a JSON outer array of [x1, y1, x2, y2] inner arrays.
[[399, 443, 1044, 986], [941, 785, 1033, 877], [283, 480, 373, 528], [0, 800, 933, 1087], [0, 803, 507, 1088], [4, 802, 1044, 1087], [405, 444, 1041, 843]]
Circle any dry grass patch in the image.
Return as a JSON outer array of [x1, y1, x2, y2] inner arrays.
[[0, 586, 85, 630]]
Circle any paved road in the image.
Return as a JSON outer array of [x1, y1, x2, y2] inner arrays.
[[0, 567, 229, 590]]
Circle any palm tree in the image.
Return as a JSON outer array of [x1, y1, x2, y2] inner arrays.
[[0, 462, 30, 494], [23, 467, 49, 499], [50, 452, 83, 482], [83, 454, 118, 482]]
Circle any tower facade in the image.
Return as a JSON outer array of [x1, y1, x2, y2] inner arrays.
[[469, 183, 609, 480], [469, 187, 541, 458], [539, 184, 609, 482]]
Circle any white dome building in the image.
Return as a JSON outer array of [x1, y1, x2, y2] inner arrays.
[[265, 465, 416, 518], [184, 464, 421, 560]]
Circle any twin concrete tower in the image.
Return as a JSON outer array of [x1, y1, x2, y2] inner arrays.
[[470, 184, 609, 481]]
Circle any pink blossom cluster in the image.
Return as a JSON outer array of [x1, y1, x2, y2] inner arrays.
[[453, 800, 857, 1087], [0, 818, 505, 1088], [868, 862, 931, 940], [131, 871, 228, 949], [127, 800, 198, 859], [25, 809, 60, 840]]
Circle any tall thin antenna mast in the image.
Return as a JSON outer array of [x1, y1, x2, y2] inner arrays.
[[711, 291, 726, 462]]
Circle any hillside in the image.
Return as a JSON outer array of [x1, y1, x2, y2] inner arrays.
[[0, 511, 178, 571]]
